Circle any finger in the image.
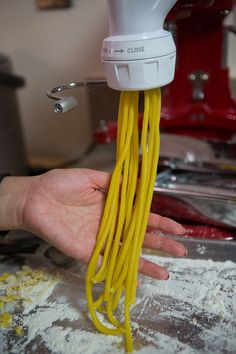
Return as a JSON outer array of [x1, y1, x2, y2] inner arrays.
[[139, 257, 169, 280], [90, 170, 112, 192], [148, 213, 185, 235], [143, 233, 188, 257]]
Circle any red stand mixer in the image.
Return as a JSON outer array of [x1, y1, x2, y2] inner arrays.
[[47, 0, 236, 241], [150, 0, 236, 240], [93, 0, 236, 144], [162, 0, 236, 141]]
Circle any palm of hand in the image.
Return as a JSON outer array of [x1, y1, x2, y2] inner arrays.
[[23, 169, 107, 262], [23, 168, 187, 280]]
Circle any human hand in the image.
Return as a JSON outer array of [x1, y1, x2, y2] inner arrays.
[[0, 169, 187, 280]]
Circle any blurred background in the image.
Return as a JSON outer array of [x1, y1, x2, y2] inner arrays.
[[0, 0, 235, 171], [0, 0, 116, 170]]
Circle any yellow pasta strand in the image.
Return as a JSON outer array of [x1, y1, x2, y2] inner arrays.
[[86, 88, 162, 352]]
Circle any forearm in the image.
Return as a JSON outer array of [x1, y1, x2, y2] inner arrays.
[[0, 176, 38, 231]]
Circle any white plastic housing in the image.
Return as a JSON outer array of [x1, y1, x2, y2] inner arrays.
[[102, 0, 177, 91]]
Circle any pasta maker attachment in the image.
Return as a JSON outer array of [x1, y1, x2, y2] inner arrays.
[[102, 0, 177, 91], [47, 0, 177, 112]]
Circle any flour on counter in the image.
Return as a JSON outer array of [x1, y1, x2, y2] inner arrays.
[[0, 256, 235, 354]]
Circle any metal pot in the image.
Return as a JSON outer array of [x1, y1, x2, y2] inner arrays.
[[0, 54, 28, 175]]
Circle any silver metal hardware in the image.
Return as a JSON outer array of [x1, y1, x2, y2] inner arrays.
[[222, 25, 236, 69], [54, 97, 78, 114], [47, 80, 107, 114], [155, 169, 236, 230], [188, 71, 209, 102], [227, 25, 236, 35]]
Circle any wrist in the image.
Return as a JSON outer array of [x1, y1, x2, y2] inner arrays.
[[0, 175, 40, 231]]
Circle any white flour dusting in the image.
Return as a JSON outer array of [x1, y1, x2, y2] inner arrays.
[[0, 256, 236, 354]]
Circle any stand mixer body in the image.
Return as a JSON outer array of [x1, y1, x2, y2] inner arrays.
[[150, 0, 236, 241], [162, 0, 236, 141], [94, 0, 236, 144], [47, 0, 236, 240]]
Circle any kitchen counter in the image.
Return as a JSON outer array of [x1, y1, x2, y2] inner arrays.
[[1, 81, 236, 353], [0, 237, 236, 354]]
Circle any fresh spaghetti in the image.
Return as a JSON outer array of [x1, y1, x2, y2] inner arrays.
[[86, 88, 161, 352]]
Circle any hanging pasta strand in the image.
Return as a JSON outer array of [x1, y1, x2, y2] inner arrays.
[[86, 88, 162, 352]]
